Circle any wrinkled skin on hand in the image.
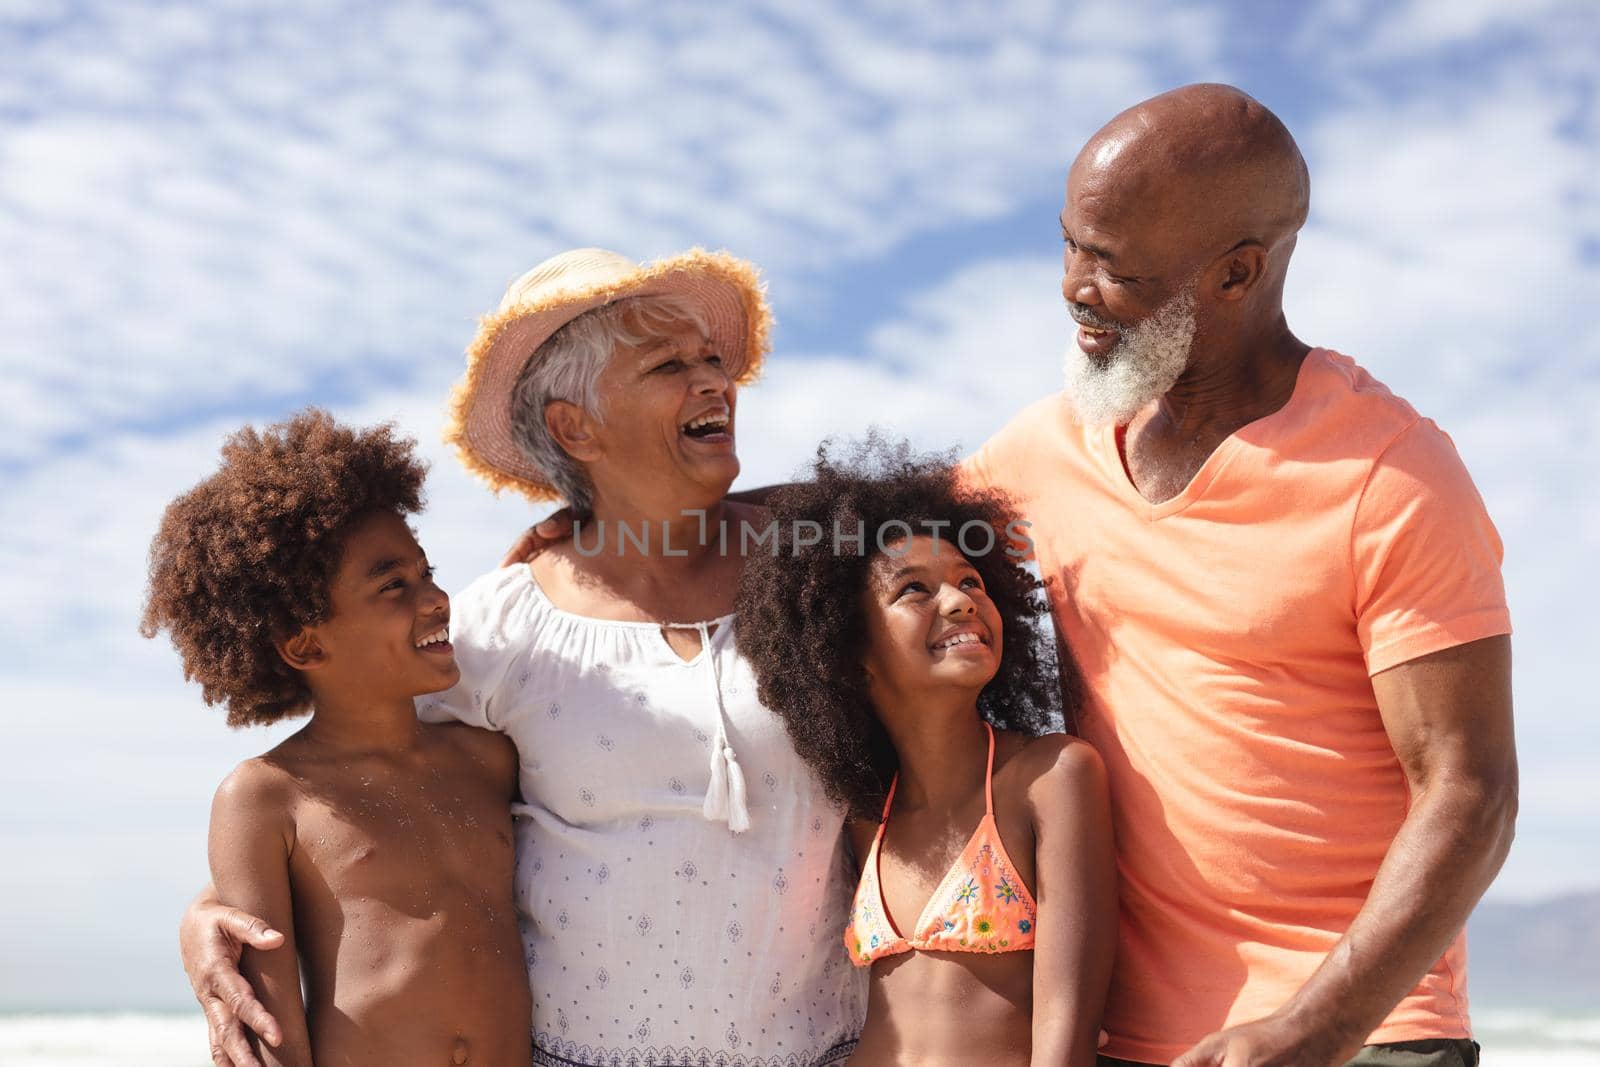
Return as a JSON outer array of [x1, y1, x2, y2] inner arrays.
[[1172, 1012, 1358, 1067], [499, 508, 575, 568], [179, 893, 285, 1067]]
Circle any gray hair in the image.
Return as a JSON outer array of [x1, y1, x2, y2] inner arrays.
[[508, 293, 709, 514]]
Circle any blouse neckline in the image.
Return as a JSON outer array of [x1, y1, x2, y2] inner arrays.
[[518, 562, 738, 632]]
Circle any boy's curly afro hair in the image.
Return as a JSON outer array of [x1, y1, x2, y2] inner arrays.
[[736, 436, 1068, 821], [140, 408, 428, 727]]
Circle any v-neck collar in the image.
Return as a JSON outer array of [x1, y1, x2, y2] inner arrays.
[[1095, 349, 1320, 522]]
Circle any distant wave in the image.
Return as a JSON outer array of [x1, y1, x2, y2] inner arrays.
[[1477, 1007, 1600, 1049], [0, 1013, 210, 1067]]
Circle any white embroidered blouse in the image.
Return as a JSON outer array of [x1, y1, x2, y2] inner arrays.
[[418, 565, 865, 1067]]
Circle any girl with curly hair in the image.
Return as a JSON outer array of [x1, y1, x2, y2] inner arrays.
[[737, 441, 1117, 1067]]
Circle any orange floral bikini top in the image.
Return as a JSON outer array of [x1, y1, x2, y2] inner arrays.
[[846, 722, 1038, 966]]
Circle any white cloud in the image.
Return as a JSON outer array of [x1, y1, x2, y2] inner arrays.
[[1292, 0, 1594, 63], [0, 0, 1222, 465], [737, 256, 1069, 484], [1368, 0, 1557, 50]]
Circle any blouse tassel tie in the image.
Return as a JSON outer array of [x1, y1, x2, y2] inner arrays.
[[694, 620, 750, 833]]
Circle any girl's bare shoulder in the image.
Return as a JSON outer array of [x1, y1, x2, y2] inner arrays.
[[996, 731, 1107, 808]]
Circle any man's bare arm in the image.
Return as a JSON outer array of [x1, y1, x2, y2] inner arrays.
[[1175, 634, 1516, 1067]]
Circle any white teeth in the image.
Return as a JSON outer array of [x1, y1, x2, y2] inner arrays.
[[684, 411, 730, 431], [415, 628, 449, 649], [933, 632, 982, 650]]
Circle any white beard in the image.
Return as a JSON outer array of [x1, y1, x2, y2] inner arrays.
[[1062, 284, 1198, 427]]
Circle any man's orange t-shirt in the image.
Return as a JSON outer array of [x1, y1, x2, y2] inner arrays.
[[963, 349, 1511, 1063]]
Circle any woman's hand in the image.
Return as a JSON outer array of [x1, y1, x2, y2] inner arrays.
[[500, 508, 575, 567], [179, 888, 286, 1066]]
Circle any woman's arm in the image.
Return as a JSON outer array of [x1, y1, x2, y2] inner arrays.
[[1028, 737, 1117, 1067], [208, 762, 314, 1067], [179, 884, 287, 1067]]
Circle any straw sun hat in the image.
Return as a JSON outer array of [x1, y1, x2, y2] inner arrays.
[[445, 247, 772, 501]]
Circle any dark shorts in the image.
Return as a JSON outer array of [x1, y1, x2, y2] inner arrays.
[[1098, 1037, 1480, 1067]]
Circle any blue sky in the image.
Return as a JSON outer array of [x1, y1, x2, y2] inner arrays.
[[1, 0, 1595, 1010]]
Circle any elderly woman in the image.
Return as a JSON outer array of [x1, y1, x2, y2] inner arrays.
[[181, 249, 866, 1066]]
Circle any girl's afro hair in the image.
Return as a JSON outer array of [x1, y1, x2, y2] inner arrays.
[[736, 436, 1073, 820]]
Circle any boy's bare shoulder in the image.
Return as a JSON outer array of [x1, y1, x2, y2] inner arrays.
[[430, 721, 517, 780], [211, 751, 307, 831]]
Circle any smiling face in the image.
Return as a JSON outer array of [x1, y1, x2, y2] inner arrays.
[[1056, 87, 1313, 425], [1058, 152, 1205, 425], [559, 304, 740, 510], [859, 535, 1004, 715], [1060, 147, 1194, 354], [286, 510, 459, 703]]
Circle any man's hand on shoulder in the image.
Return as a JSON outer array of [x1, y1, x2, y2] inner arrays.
[[499, 496, 782, 567], [1172, 1012, 1360, 1067], [500, 508, 575, 567], [721, 497, 772, 530]]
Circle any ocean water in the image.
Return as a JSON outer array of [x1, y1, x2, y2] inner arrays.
[[0, 1014, 210, 1067], [1, 1010, 1597, 1065]]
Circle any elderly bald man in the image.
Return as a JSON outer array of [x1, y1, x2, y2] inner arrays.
[[964, 84, 1511, 1067]]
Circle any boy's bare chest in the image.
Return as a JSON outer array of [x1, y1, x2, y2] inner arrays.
[[292, 769, 514, 905]]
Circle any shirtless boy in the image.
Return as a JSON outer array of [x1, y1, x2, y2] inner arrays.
[[141, 409, 531, 1067]]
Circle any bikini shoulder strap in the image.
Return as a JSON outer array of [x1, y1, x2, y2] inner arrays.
[[983, 721, 996, 815]]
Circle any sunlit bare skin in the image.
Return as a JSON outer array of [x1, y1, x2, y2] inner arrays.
[[845, 537, 1115, 1067], [845, 735, 1054, 1067], [207, 512, 530, 1066], [213, 725, 528, 1066]]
